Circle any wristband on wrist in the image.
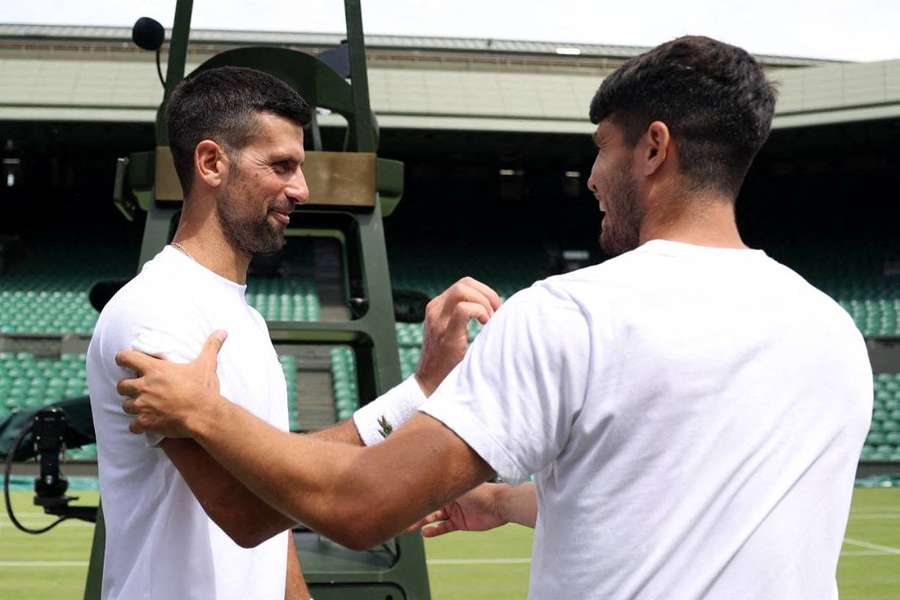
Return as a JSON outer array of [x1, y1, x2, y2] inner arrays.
[[352, 375, 427, 446]]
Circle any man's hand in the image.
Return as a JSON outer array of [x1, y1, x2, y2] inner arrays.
[[415, 277, 502, 396], [116, 330, 228, 437], [408, 482, 508, 538]]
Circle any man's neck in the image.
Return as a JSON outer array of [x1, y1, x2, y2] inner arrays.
[[171, 206, 251, 285], [640, 190, 747, 250]]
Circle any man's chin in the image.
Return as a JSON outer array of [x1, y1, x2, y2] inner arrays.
[[257, 234, 286, 255], [599, 229, 636, 257]]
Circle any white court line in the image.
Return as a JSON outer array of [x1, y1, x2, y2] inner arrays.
[[851, 514, 900, 520], [0, 561, 88, 567], [3, 512, 95, 517], [843, 538, 900, 555], [427, 558, 531, 565], [841, 550, 896, 557], [0, 522, 92, 528], [852, 510, 900, 515]]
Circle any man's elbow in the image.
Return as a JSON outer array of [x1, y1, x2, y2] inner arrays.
[[325, 501, 396, 551], [230, 528, 273, 549], [331, 523, 391, 552], [214, 514, 282, 549]]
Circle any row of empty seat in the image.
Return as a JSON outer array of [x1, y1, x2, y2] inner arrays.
[[0, 241, 135, 335], [0, 241, 323, 334], [0, 351, 88, 419], [864, 373, 900, 461], [4, 241, 898, 339], [2, 356, 899, 463], [388, 244, 547, 302], [246, 280, 321, 323], [330, 347, 359, 422]]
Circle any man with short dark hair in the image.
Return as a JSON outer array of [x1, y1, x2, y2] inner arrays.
[[88, 65, 500, 600], [88, 65, 314, 600], [117, 38, 872, 599]]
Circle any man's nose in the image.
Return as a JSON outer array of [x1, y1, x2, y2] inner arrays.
[[286, 167, 310, 206]]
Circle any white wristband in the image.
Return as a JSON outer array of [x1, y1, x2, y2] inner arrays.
[[352, 375, 427, 446]]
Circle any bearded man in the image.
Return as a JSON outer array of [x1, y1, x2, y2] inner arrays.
[[87, 66, 499, 600]]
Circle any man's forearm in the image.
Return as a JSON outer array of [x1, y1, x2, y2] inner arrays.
[[187, 396, 492, 551], [497, 482, 538, 528], [189, 396, 396, 548], [162, 438, 296, 547], [285, 534, 310, 600], [307, 418, 364, 445]]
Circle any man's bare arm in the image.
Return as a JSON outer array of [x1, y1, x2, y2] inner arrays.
[[306, 277, 501, 447], [124, 366, 494, 552], [203, 405, 492, 550], [307, 418, 365, 445], [497, 482, 538, 528], [161, 438, 296, 547], [285, 534, 310, 600], [409, 481, 537, 538]]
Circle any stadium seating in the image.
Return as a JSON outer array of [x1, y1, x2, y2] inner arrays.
[[246, 279, 320, 322], [0, 242, 323, 336], [779, 242, 900, 338], [330, 347, 358, 422], [2, 356, 899, 463], [279, 354, 300, 431], [837, 298, 900, 338], [861, 373, 900, 461], [3, 241, 899, 464], [0, 242, 135, 335], [388, 244, 546, 302]]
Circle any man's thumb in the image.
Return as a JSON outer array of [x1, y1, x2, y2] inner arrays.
[[199, 330, 228, 367]]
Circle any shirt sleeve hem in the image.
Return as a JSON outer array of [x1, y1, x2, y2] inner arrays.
[[419, 402, 531, 485]]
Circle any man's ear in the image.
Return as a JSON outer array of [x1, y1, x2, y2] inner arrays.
[[194, 140, 228, 189], [640, 121, 671, 177]]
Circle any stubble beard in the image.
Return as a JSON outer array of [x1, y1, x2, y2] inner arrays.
[[216, 175, 286, 257], [598, 166, 642, 257]]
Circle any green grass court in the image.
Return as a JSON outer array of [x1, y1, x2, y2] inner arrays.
[[1, 488, 898, 599]]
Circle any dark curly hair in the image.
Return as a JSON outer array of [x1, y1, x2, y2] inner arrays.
[[166, 66, 311, 195], [589, 36, 777, 197]]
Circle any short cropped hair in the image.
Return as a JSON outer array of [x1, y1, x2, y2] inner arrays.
[[589, 36, 777, 196], [166, 66, 312, 194]]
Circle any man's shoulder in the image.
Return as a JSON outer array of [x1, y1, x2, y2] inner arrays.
[[523, 259, 626, 309], [96, 270, 187, 334], [90, 259, 206, 364], [762, 258, 860, 333]]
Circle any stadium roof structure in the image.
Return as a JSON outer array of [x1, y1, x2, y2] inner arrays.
[[0, 24, 896, 133]]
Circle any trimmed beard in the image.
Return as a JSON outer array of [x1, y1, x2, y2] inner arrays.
[[598, 163, 642, 256], [216, 174, 286, 256]]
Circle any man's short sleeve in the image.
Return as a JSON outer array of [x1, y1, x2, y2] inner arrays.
[[420, 283, 591, 484], [92, 310, 199, 448], [126, 330, 198, 446]]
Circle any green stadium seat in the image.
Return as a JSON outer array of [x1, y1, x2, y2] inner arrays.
[[866, 431, 885, 446]]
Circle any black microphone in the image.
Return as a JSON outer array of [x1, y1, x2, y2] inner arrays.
[[132, 17, 165, 51]]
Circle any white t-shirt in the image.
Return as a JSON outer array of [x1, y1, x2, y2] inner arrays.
[[422, 240, 872, 600], [87, 246, 289, 600]]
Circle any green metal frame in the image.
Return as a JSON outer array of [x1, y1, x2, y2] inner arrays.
[[88, 1, 430, 598]]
